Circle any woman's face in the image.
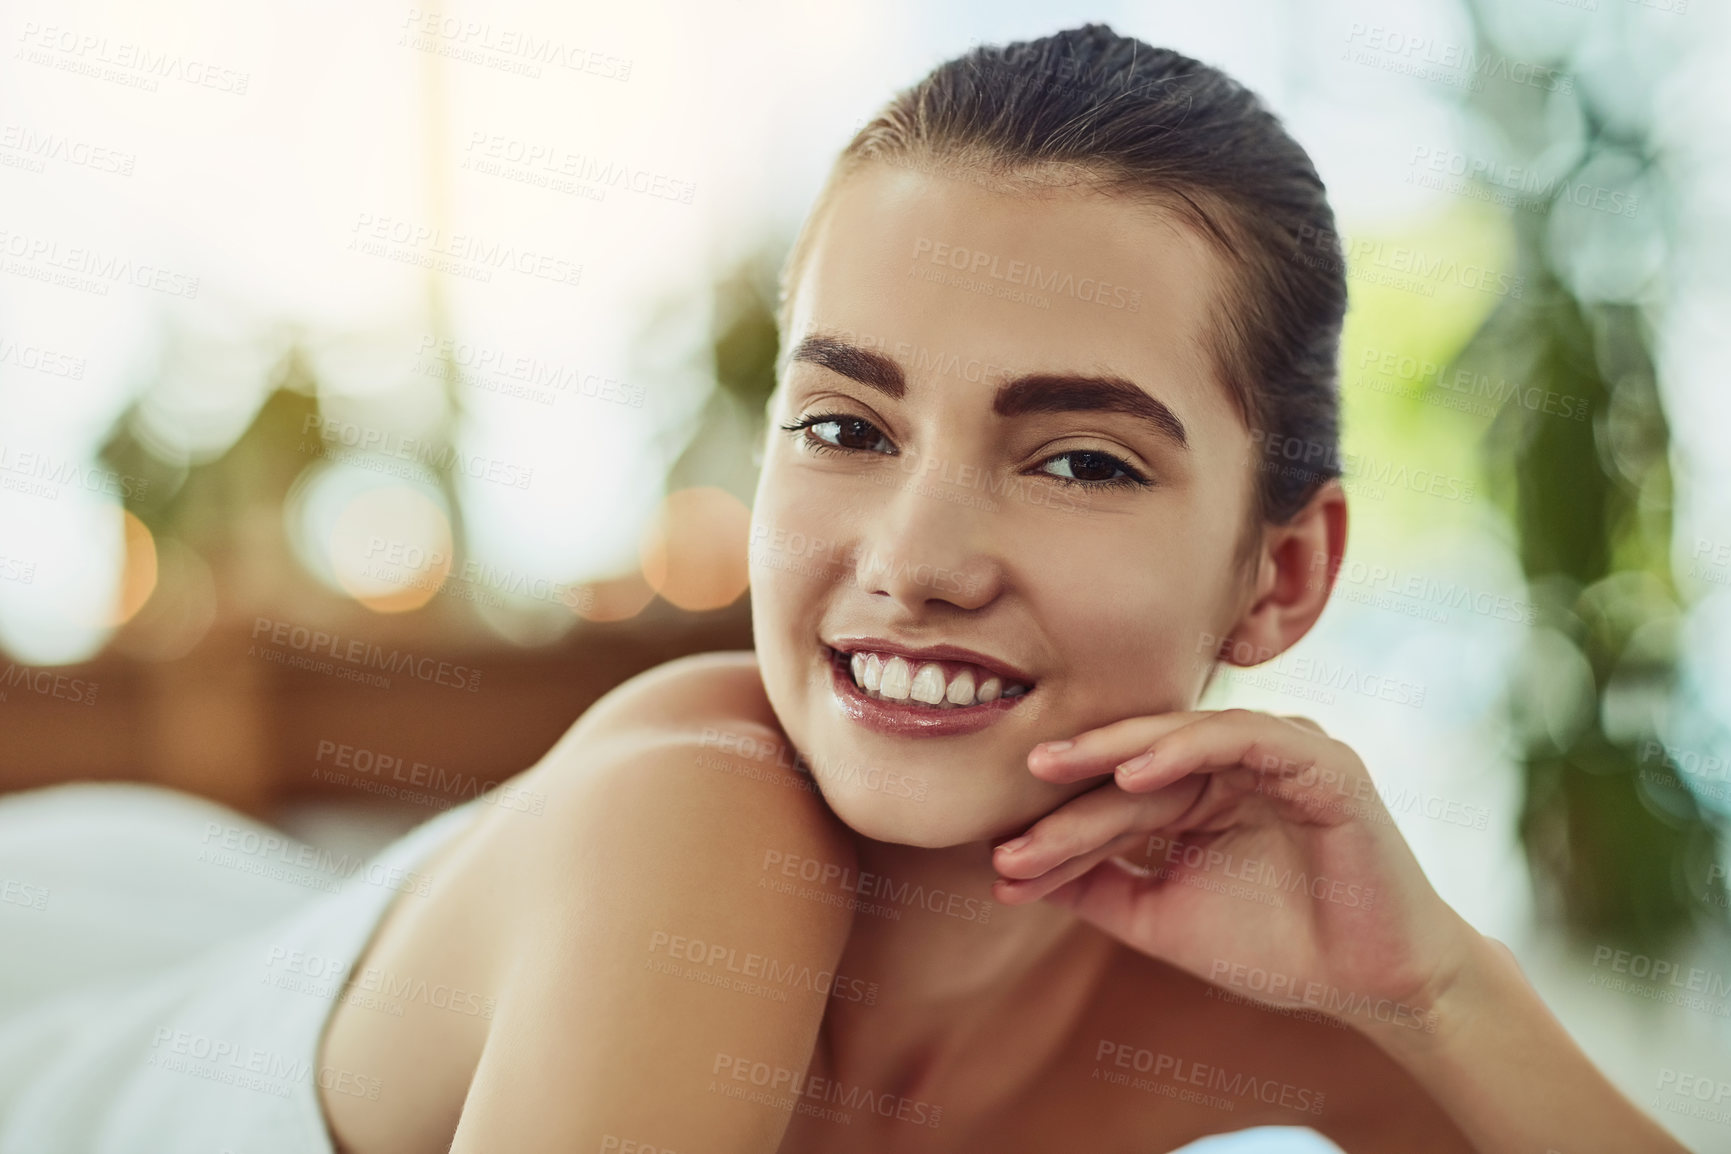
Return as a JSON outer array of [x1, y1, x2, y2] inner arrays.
[[750, 161, 1260, 848]]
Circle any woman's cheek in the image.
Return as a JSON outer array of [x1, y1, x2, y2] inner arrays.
[[1069, 597, 1209, 717]]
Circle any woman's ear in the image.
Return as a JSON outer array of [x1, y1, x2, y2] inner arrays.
[[1215, 480, 1348, 667]]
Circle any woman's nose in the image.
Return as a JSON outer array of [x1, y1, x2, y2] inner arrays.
[[852, 477, 1002, 610]]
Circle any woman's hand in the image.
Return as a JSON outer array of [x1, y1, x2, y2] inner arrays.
[[992, 708, 1698, 1154], [990, 708, 1480, 1042]]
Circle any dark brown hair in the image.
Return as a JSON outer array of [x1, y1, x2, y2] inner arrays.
[[778, 23, 1348, 536]]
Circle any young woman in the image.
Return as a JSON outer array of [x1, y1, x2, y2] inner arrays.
[[0, 24, 1690, 1154]]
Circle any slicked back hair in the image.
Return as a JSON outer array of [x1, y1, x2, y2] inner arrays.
[[778, 23, 1348, 559]]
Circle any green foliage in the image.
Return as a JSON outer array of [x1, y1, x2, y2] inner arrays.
[[100, 346, 321, 549], [711, 254, 782, 410], [1444, 19, 1724, 950]]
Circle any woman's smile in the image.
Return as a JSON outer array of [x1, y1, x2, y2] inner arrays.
[[823, 642, 1034, 737]]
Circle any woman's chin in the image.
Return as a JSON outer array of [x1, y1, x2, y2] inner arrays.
[[815, 782, 1036, 850]]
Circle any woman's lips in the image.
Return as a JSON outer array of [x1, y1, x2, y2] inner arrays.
[[825, 646, 1031, 737], [848, 651, 1029, 706]]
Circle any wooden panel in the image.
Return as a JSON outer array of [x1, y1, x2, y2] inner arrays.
[[0, 599, 754, 825]]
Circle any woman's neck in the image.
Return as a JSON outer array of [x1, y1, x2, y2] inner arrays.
[[817, 832, 1119, 1126]]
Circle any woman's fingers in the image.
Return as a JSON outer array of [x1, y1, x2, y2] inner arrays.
[[1026, 712, 1214, 783], [1116, 710, 1370, 828], [1029, 710, 1338, 787], [994, 833, 1147, 904], [1119, 709, 1344, 786], [1278, 714, 1327, 735], [993, 775, 1206, 894], [1040, 855, 1154, 921], [1030, 709, 1363, 821], [1008, 709, 1370, 905]]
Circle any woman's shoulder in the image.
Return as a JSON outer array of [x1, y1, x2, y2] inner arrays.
[[321, 651, 857, 1152], [543, 649, 783, 758], [520, 649, 852, 866]]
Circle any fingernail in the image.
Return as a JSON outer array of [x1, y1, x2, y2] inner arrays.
[[1117, 752, 1156, 778], [1037, 740, 1074, 755], [997, 835, 1030, 853]]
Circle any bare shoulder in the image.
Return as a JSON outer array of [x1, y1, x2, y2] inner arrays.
[[322, 651, 855, 1153], [543, 649, 782, 758], [442, 657, 859, 1149], [518, 648, 850, 860]]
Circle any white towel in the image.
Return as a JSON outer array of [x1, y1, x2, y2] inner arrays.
[[0, 782, 482, 1153], [1170, 1126, 1346, 1151]]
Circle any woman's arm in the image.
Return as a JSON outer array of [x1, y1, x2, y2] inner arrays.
[[448, 721, 857, 1153], [993, 709, 1689, 1153], [1358, 924, 1691, 1154]]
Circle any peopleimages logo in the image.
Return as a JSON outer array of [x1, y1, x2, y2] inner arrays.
[[1588, 945, 1731, 1015], [1093, 1038, 1327, 1115], [647, 929, 879, 1005], [1407, 145, 1639, 218], [0, 123, 136, 177], [14, 23, 252, 95], [0, 879, 50, 911], [1341, 23, 1573, 95], [0, 335, 86, 379], [1246, 430, 1477, 505], [910, 237, 1141, 311], [0, 228, 200, 299], [761, 850, 992, 924], [0, 661, 98, 705], [1207, 959, 1440, 1033], [346, 213, 582, 288], [299, 414, 534, 490], [0, 441, 150, 502], [710, 1052, 944, 1128], [398, 9, 632, 82], [249, 617, 481, 692]]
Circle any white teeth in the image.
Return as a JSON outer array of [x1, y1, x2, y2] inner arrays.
[[910, 663, 947, 705], [839, 648, 1030, 708], [946, 668, 976, 705], [879, 655, 913, 701]]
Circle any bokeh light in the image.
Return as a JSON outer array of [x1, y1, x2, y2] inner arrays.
[[640, 486, 751, 612], [108, 509, 159, 627], [329, 484, 455, 614]]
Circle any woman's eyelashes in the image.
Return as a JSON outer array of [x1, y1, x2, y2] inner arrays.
[[1036, 449, 1151, 490], [778, 411, 1153, 491], [780, 412, 894, 456]]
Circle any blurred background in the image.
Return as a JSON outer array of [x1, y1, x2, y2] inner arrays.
[[2, 0, 1729, 1145]]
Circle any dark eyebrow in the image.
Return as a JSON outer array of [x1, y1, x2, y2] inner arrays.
[[993, 374, 1188, 450], [787, 335, 1189, 451], [788, 336, 906, 398]]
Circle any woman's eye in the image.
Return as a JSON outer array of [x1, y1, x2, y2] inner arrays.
[[816, 417, 890, 452], [1037, 449, 1151, 489], [779, 412, 894, 456]]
